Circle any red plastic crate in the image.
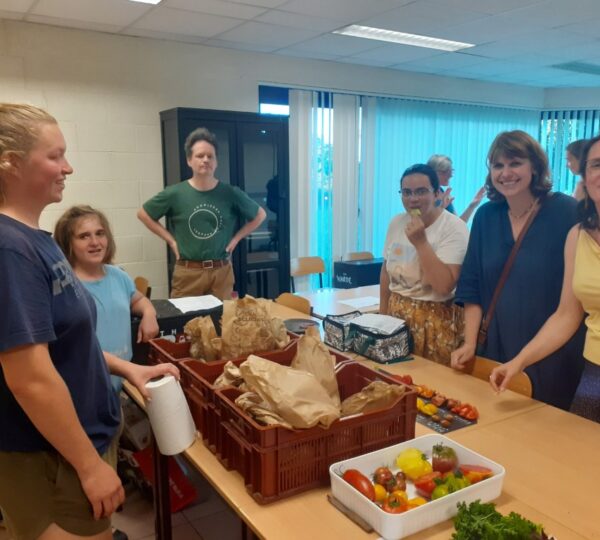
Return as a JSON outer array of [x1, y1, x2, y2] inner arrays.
[[179, 341, 351, 454], [215, 362, 417, 504], [148, 331, 300, 365]]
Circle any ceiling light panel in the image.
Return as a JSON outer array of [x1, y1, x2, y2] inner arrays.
[[129, 0, 161, 4], [334, 24, 475, 52]]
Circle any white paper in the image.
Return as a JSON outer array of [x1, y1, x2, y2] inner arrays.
[[145, 375, 196, 455], [168, 295, 222, 313], [351, 313, 405, 335], [340, 296, 380, 310]]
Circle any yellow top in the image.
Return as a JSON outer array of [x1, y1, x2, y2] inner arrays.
[[573, 229, 600, 365]]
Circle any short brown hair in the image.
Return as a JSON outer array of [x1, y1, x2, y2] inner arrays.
[[184, 127, 218, 159], [0, 103, 57, 204], [485, 130, 552, 202], [54, 205, 116, 266]]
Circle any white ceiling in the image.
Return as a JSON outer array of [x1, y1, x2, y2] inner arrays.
[[3, 0, 600, 88]]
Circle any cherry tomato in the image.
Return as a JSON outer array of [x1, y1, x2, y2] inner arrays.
[[373, 466, 396, 491], [342, 469, 375, 501], [413, 471, 442, 498]]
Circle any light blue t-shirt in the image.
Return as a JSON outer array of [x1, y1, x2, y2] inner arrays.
[[82, 265, 136, 393]]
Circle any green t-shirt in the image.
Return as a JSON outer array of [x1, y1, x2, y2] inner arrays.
[[143, 181, 260, 261]]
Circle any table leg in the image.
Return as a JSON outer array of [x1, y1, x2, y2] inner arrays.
[[152, 437, 172, 540]]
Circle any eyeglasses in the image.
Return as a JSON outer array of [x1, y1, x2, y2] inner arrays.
[[585, 159, 600, 172], [400, 187, 434, 198]]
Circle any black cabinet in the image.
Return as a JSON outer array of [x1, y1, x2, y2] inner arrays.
[[159, 108, 290, 299]]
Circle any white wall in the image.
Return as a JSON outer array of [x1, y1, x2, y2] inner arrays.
[[0, 19, 551, 297]]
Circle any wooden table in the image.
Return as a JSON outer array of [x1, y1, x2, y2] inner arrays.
[[300, 284, 380, 319], [129, 303, 600, 540]]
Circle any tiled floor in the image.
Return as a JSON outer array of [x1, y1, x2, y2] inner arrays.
[[0, 460, 241, 540]]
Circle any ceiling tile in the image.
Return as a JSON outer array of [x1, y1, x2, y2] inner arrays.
[[131, 7, 244, 37], [27, 14, 124, 33], [504, 0, 600, 28], [0, 9, 25, 19], [0, 0, 35, 14], [397, 51, 488, 71], [279, 33, 380, 57], [202, 37, 277, 53], [213, 21, 323, 50], [280, 0, 413, 23], [426, 0, 545, 15], [226, 0, 287, 7], [255, 9, 342, 33], [163, 0, 267, 19], [277, 48, 343, 62], [31, 0, 149, 27], [125, 27, 208, 45], [348, 43, 445, 65], [558, 17, 600, 38]]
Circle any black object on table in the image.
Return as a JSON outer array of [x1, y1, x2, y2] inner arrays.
[[332, 258, 383, 289], [131, 299, 223, 364]]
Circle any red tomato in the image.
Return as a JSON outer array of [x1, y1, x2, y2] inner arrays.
[[413, 471, 442, 498], [458, 465, 493, 484], [342, 469, 375, 501], [391, 374, 413, 386]]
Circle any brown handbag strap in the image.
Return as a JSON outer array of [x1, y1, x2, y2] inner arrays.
[[480, 198, 542, 337]]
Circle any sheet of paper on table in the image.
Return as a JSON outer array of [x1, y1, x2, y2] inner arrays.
[[168, 295, 223, 313], [340, 296, 380, 309]]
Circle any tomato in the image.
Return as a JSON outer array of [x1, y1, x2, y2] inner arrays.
[[406, 496, 427, 509], [373, 483, 387, 503], [459, 464, 493, 484], [382, 491, 408, 513], [396, 448, 433, 480], [432, 443, 458, 474], [342, 469, 375, 501], [455, 403, 479, 421], [413, 471, 442, 498], [431, 483, 450, 500], [395, 471, 407, 492], [373, 466, 396, 491]]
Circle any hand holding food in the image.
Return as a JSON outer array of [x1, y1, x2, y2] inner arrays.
[[405, 211, 427, 246]]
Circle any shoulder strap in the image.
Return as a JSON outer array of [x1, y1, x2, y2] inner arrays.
[[479, 198, 543, 338]]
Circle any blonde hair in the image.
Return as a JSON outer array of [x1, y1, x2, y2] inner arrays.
[[0, 103, 57, 203], [54, 205, 117, 266]]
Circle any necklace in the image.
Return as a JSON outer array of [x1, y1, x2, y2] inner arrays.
[[508, 199, 535, 220]]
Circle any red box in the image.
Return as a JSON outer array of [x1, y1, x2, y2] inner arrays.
[[179, 341, 350, 454], [215, 362, 417, 504]]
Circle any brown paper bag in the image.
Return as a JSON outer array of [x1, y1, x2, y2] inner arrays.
[[214, 361, 243, 389], [220, 296, 290, 359], [341, 380, 405, 416], [183, 316, 219, 361], [291, 326, 340, 407], [234, 392, 293, 428], [239, 355, 341, 429]]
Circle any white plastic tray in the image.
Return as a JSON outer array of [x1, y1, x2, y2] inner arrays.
[[329, 434, 505, 540]]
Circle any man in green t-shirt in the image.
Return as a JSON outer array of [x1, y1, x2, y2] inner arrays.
[[137, 127, 266, 300]]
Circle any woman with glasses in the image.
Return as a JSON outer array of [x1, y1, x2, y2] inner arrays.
[[452, 130, 585, 411], [489, 135, 600, 421], [380, 163, 469, 365]]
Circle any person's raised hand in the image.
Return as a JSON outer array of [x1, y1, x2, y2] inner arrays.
[[405, 214, 427, 247]]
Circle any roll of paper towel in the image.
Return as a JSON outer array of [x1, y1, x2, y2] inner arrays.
[[145, 375, 196, 455]]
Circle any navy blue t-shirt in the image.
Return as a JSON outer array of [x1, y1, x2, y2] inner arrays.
[[0, 214, 120, 453]]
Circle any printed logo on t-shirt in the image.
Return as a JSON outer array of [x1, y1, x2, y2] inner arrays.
[[188, 204, 223, 240], [51, 260, 81, 297]]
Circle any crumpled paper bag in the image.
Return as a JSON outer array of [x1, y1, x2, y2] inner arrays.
[[234, 391, 293, 428], [341, 380, 406, 416], [291, 326, 340, 408], [183, 316, 220, 361], [239, 355, 341, 429], [220, 296, 290, 359], [214, 361, 244, 389]]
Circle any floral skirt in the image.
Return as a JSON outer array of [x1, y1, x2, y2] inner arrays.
[[388, 293, 464, 366]]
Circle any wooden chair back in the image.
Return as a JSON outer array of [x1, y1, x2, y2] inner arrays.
[[275, 292, 311, 315], [134, 276, 151, 299], [470, 356, 532, 397], [343, 251, 375, 261], [290, 256, 325, 292]]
